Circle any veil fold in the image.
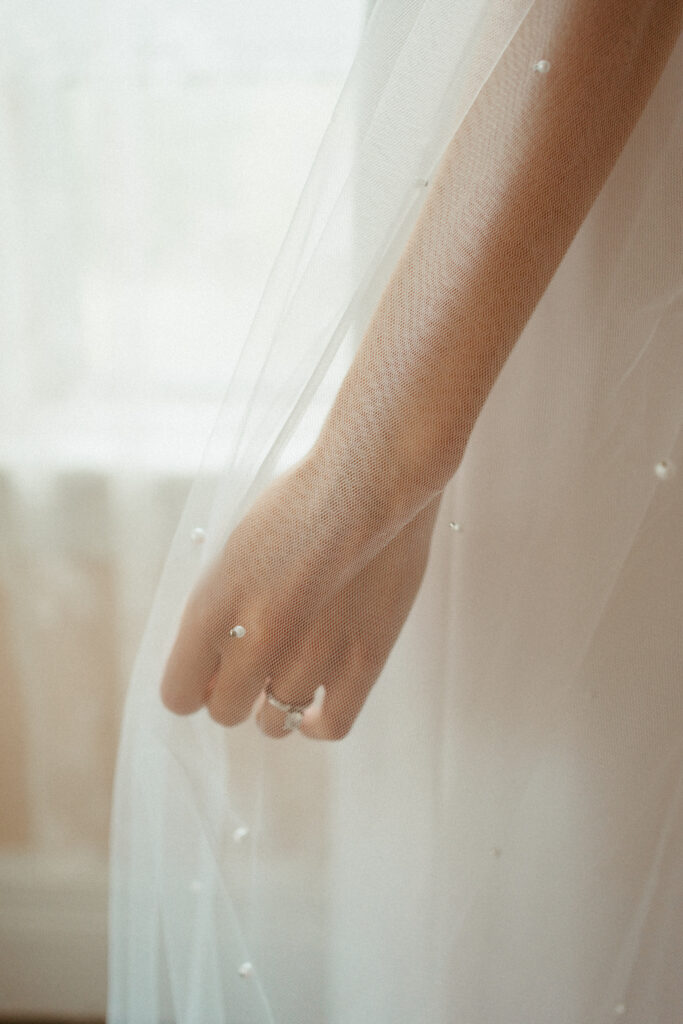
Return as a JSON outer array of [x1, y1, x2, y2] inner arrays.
[[108, 2, 683, 1021]]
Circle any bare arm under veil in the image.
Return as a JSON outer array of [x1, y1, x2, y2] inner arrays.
[[108, 1, 683, 1022]]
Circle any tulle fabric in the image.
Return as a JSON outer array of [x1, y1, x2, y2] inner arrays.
[[108, 2, 683, 1021]]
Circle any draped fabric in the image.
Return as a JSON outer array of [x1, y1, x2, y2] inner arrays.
[[108, 2, 683, 1021]]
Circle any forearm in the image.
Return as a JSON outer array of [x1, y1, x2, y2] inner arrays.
[[311, 0, 681, 533]]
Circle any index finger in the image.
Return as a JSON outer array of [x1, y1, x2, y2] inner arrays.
[[160, 598, 220, 715]]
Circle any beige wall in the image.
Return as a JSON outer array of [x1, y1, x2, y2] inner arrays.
[[0, 461, 188, 1016]]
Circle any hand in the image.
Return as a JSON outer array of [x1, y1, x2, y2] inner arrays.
[[160, 459, 441, 739]]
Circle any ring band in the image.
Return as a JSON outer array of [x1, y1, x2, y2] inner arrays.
[[265, 687, 314, 732]]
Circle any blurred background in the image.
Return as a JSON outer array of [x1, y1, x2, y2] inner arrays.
[[0, 1, 363, 1018]]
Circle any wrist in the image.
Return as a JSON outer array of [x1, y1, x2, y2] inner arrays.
[[302, 440, 443, 560]]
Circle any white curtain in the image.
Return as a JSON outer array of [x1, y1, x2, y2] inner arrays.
[[0, 1, 361, 1015], [108, 1, 683, 1021]]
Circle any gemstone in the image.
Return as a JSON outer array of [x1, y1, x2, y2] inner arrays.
[[284, 709, 305, 732]]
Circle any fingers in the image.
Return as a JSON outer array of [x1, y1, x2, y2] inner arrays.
[[254, 620, 342, 738], [162, 597, 382, 740], [162, 601, 390, 739], [212, 550, 416, 739], [160, 598, 220, 715], [161, 577, 260, 721], [256, 675, 320, 738], [254, 624, 383, 742], [205, 615, 305, 727], [205, 644, 265, 727], [299, 649, 380, 741], [161, 577, 311, 729]]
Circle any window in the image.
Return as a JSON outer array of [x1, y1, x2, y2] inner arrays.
[[1, 1, 364, 465]]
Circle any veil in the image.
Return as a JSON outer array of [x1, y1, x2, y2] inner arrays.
[[108, 1, 683, 1021]]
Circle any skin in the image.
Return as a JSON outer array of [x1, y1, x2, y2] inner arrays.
[[161, 0, 682, 739], [162, 473, 442, 738]]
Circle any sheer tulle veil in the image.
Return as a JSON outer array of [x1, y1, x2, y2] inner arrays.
[[108, 1, 683, 1021]]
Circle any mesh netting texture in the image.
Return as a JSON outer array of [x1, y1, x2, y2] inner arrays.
[[109, 2, 683, 1022]]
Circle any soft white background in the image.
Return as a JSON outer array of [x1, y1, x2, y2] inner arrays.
[[0, 1, 363, 1015]]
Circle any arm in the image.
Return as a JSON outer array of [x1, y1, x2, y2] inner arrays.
[[312, 0, 682, 532], [161, 0, 681, 738]]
